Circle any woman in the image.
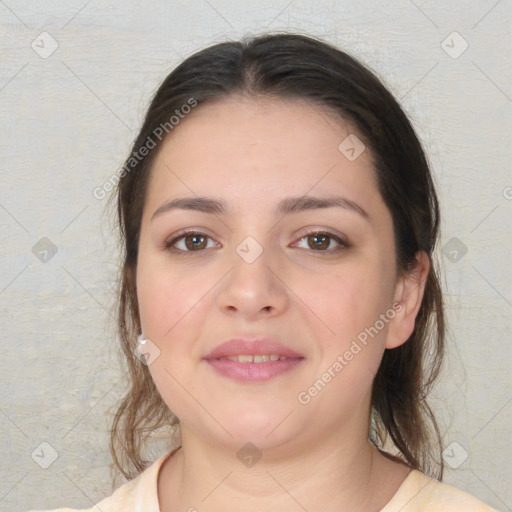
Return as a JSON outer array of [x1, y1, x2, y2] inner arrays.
[[30, 33, 499, 512]]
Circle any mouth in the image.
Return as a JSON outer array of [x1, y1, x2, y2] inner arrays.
[[217, 354, 294, 363], [203, 338, 305, 382]]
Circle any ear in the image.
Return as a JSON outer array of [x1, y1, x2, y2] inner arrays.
[[386, 251, 430, 349]]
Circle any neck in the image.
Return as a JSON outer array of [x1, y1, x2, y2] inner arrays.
[[158, 425, 408, 512]]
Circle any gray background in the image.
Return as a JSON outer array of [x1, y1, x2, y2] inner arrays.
[[1, 1, 511, 511]]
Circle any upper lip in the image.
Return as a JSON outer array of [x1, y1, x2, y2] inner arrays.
[[203, 338, 304, 359]]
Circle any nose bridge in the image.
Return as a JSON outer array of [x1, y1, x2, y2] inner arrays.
[[231, 232, 276, 292], [216, 232, 288, 317]]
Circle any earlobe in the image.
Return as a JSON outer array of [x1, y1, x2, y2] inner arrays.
[[385, 251, 430, 349]]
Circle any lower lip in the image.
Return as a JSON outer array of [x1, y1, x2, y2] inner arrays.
[[205, 357, 304, 382]]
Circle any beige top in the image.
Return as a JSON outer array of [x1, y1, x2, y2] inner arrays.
[[28, 450, 500, 512]]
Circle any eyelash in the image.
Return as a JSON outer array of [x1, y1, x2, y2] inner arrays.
[[163, 229, 350, 255]]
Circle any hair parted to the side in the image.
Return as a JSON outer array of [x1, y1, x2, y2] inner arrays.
[[107, 32, 445, 484]]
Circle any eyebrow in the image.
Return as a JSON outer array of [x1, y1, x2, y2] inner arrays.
[[151, 195, 369, 221]]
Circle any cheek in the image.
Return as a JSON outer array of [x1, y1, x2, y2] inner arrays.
[[306, 260, 392, 343], [300, 259, 396, 401], [136, 258, 212, 422], [136, 252, 209, 341]]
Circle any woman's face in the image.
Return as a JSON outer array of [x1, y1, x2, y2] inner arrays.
[[136, 96, 416, 453]]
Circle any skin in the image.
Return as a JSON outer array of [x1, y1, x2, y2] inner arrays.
[[135, 96, 430, 512]]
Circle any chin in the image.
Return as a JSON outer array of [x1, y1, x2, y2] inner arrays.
[[195, 406, 297, 447]]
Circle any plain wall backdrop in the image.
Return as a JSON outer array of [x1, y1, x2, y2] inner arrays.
[[1, 1, 511, 511]]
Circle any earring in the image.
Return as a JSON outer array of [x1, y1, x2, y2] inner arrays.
[[134, 333, 160, 365]]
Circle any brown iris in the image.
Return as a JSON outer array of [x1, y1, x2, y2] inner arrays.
[[307, 233, 330, 250], [184, 234, 208, 251]]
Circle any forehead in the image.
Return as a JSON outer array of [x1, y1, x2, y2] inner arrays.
[[144, 96, 382, 217]]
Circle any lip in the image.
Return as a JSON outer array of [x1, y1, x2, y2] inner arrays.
[[203, 338, 305, 382], [203, 338, 304, 359]]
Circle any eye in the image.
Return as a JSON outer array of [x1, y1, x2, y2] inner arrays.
[[163, 229, 349, 255], [293, 231, 349, 253], [164, 230, 218, 253]]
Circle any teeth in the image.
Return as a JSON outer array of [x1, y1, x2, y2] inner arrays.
[[223, 354, 287, 363]]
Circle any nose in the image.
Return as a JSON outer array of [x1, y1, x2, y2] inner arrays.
[[216, 242, 289, 321]]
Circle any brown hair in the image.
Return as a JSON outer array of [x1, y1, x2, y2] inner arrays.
[[107, 32, 445, 483]]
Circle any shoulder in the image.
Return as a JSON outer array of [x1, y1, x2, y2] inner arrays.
[[382, 469, 501, 512], [25, 450, 173, 512], [23, 479, 138, 512]]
